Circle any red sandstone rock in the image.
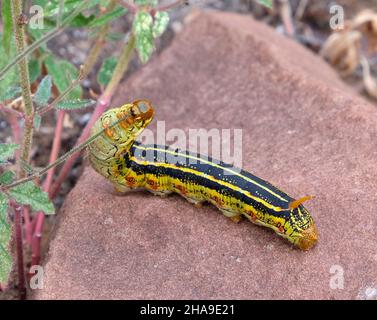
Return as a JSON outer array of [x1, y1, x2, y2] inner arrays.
[[34, 11, 377, 300]]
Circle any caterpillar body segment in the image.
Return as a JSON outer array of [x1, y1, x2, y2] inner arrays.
[[88, 100, 318, 250]]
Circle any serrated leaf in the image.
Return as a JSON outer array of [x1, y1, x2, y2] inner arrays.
[[0, 192, 12, 286], [0, 143, 19, 164], [55, 99, 96, 110], [34, 114, 42, 130], [44, 0, 99, 17], [133, 11, 154, 64], [256, 0, 273, 8], [1, 0, 13, 55], [0, 170, 15, 185], [29, 58, 41, 84], [153, 11, 169, 38], [44, 56, 82, 99], [9, 181, 55, 215], [34, 75, 52, 107], [88, 6, 127, 28], [97, 56, 117, 87], [0, 86, 22, 102]]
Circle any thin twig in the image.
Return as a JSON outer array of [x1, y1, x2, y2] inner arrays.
[[0, 0, 89, 80], [1, 114, 132, 191], [49, 34, 136, 198], [158, 0, 188, 12], [29, 0, 118, 268], [57, 0, 65, 27], [118, 0, 137, 14], [30, 111, 65, 267], [38, 67, 85, 116]]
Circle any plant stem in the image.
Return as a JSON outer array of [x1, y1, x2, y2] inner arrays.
[[0, 0, 89, 80], [30, 111, 65, 267], [1, 115, 129, 191], [29, 0, 119, 267], [118, 0, 137, 14], [104, 33, 136, 97], [13, 204, 26, 300], [157, 0, 188, 12], [11, 0, 33, 299], [49, 33, 136, 198], [12, 0, 34, 170]]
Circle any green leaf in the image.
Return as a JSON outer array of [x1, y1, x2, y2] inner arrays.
[[44, 0, 98, 17], [133, 11, 154, 64], [256, 0, 273, 8], [0, 170, 15, 185], [34, 114, 42, 130], [33, 75, 52, 107], [88, 6, 127, 28], [0, 86, 22, 102], [56, 99, 96, 110], [0, 34, 18, 93], [97, 56, 117, 87], [0, 192, 12, 286], [0, 143, 19, 164], [1, 0, 13, 55], [29, 58, 42, 84], [9, 181, 55, 215], [44, 56, 82, 99], [153, 11, 169, 38], [135, 0, 158, 6], [69, 13, 96, 27], [19, 159, 34, 175]]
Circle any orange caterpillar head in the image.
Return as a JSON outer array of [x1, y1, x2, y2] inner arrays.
[[285, 196, 318, 250], [88, 99, 154, 169]]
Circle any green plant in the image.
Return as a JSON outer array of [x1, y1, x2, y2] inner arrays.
[[0, 0, 179, 299]]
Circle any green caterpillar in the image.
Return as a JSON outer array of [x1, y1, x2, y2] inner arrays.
[[88, 100, 318, 250]]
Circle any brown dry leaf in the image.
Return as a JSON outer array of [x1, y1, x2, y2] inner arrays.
[[360, 56, 377, 100], [321, 30, 362, 76], [351, 10, 377, 54]]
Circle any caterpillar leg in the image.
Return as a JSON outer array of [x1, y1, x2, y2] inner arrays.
[[149, 190, 172, 198], [220, 209, 243, 223], [182, 195, 205, 207], [114, 183, 131, 193]]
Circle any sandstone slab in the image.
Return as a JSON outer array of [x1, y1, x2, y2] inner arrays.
[[35, 11, 377, 299]]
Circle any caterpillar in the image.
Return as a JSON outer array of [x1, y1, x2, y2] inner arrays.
[[88, 100, 318, 250]]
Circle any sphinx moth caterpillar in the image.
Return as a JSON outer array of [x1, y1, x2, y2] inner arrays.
[[88, 100, 318, 250]]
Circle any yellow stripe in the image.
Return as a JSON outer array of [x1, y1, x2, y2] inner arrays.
[[129, 155, 287, 212], [133, 144, 289, 203]]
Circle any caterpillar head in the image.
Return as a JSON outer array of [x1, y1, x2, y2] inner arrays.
[[285, 198, 318, 250], [89, 99, 154, 167]]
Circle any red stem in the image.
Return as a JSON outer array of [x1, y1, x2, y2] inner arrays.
[[49, 96, 111, 199], [30, 111, 65, 267], [23, 207, 32, 246], [13, 203, 26, 300]]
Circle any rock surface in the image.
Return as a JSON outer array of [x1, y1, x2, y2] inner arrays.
[[35, 11, 377, 300]]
